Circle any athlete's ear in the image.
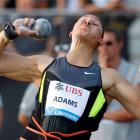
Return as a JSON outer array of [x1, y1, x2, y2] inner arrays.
[[98, 38, 103, 46], [69, 31, 72, 38]]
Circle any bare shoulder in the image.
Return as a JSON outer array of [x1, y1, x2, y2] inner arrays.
[[101, 67, 131, 98], [101, 67, 120, 90], [27, 54, 54, 73], [101, 67, 127, 94], [100, 67, 117, 102]]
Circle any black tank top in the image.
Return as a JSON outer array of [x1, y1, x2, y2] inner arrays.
[[39, 57, 107, 136]]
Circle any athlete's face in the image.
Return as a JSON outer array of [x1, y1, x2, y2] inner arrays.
[[71, 15, 103, 45]]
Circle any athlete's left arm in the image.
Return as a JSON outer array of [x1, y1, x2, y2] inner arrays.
[[102, 68, 140, 119], [104, 84, 140, 121]]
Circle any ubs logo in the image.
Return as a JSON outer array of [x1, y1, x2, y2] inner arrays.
[[66, 85, 83, 96], [54, 82, 83, 96], [55, 82, 63, 91]]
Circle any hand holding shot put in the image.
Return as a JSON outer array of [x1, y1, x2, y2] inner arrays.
[[0, 15, 140, 140], [4, 17, 52, 40], [12, 18, 38, 37]]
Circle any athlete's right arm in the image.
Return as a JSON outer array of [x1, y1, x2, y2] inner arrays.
[[0, 52, 53, 82], [0, 18, 53, 82]]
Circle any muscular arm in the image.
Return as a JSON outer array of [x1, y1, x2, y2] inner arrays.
[[0, 52, 53, 82], [104, 84, 140, 121], [0, 19, 53, 82], [0, 52, 41, 81], [102, 68, 140, 119]]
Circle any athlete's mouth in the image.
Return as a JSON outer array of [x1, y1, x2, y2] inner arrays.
[[80, 25, 90, 30]]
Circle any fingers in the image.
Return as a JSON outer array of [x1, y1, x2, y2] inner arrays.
[[13, 17, 46, 39], [24, 18, 31, 26], [13, 18, 24, 27], [13, 17, 38, 37], [13, 17, 35, 28], [20, 18, 39, 37], [28, 19, 35, 28], [24, 18, 35, 28], [17, 26, 39, 37]]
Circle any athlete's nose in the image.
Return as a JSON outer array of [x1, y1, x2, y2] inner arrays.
[[84, 19, 91, 25]]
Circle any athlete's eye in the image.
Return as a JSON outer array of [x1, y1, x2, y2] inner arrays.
[[80, 19, 85, 23], [91, 22, 98, 26]]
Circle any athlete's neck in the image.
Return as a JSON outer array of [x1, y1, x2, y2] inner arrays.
[[66, 40, 95, 67]]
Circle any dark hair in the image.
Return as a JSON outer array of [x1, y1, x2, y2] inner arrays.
[[96, 15, 104, 39], [104, 28, 123, 42]]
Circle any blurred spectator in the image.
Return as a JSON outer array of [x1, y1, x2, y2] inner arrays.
[[90, 28, 140, 140], [0, 0, 15, 8], [79, 0, 125, 13], [0, 94, 4, 130], [16, 0, 60, 10], [0, 0, 7, 8], [61, 0, 81, 13], [6, 0, 15, 8], [18, 83, 38, 127], [16, 0, 36, 10]]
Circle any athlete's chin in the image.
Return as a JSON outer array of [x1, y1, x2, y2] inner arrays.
[[77, 33, 90, 39], [77, 29, 89, 35], [79, 27, 89, 32]]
